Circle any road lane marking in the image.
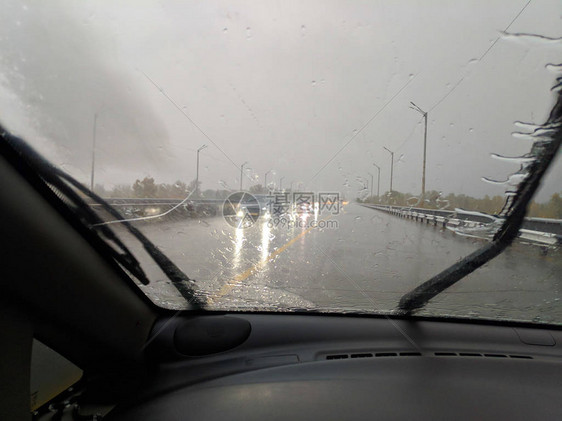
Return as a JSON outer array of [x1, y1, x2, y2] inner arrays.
[[209, 218, 331, 303]]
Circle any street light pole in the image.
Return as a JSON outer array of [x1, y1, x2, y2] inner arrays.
[[195, 144, 207, 197], [373, 163, 381, 198], [90, 113, 97, 192], [279, 176, 285, 191], [383, 147, 394, 192], [265, 170, 272, 191], [368, 172, 374, 198], [240, 161, 248, 191], [410, 102, 428, 201]]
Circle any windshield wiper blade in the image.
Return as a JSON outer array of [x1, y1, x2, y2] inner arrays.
[[1, 128, 152, 285], [1, 127, 205, 308], [398, 87, 562, 314], [49, 177, 153, 286], [59, 172, 205, 307]]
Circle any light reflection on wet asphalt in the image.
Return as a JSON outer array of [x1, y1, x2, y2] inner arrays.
[[122, 203, 561, 324]]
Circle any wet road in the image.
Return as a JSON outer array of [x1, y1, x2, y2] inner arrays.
[[123, 203, 562, 324]]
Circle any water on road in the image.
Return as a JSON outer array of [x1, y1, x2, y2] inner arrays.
[[118, 203, 562, 325]]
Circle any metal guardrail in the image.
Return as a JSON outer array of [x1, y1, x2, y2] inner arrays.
[[98, 198, 224, 205], [361, 203, 562, 247], [89, 196, 272, 219], [88, 198, 224, 219], [523, 217, 562, 236]]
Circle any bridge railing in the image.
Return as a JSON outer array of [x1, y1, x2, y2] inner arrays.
[[98, 198, 224, 206], [88, 198, 224, 220], [361, 203, 562, 246]]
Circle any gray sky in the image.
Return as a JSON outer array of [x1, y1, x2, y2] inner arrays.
[[1, 0, 561, 201]]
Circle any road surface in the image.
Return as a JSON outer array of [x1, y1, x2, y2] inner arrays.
[[116, 203, 562, 324]]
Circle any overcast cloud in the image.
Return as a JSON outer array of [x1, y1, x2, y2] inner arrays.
[[1, 0, 561, 200]]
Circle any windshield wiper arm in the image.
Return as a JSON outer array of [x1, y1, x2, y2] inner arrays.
[[59, 172, 205, 308], [398, 88, 562, 314], [1, 127, 205, 308]]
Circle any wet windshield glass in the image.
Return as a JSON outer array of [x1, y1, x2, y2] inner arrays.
[[1, 1, 561, 325]]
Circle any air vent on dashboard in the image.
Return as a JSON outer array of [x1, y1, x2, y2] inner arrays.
[[324, 351, 421, 360], [326, 354, 349, 360]]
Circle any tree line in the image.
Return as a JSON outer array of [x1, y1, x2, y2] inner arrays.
[[94, 177, 274, 199], [95, 177, 562, 219], [94, 177, 231, 199], [359, 190, 562, 219]]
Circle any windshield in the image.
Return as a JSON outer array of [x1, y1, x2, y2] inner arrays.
[[1, 1, 561, 325]]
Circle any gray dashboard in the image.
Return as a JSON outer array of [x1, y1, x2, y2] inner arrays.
[[108, 314, 562, 420]]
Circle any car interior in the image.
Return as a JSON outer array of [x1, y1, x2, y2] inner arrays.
[[2, 1, 562, 419]]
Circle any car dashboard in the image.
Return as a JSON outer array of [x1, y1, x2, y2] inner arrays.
[[107, 313, 562, 421]]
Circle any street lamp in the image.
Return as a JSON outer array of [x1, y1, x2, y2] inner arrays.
[[265, 170, 273, 191], [240, 161, 248, 191], [410, 101, 428, 201], [368, 172, 374, 198], [383, 146, 394, 192], [372, 163, 381, 198], [90, 113, 98, 192], [195, 144, 207, 197], [90, 106, 114, 193]]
